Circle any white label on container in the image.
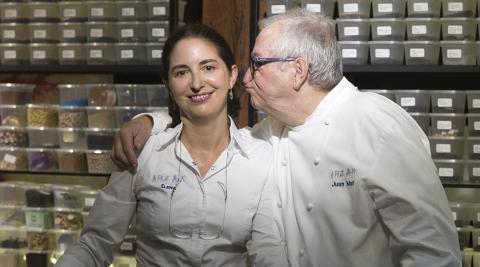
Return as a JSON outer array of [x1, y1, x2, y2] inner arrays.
[[5, 9, 18, 18], [401, 97, 415, 107], [474, 121, 480, 130], [85, 197, 95, 207], [64, 8, 77, 17], [122, 7, 135, 16], [473, 99, 480, 108], [439, 167, 454, 177], [412, 25, 427, 35], [448, 2, 463, 11], [3, 30, 15, 39], [121, 49, 134, 59], [62, 50, 75, 59], [438, 98, 453, 108], [342, 49, 357, 58], [153, 6, 167, 15], [152, 49, 163, 58], [410, 48, 425, 58], [377, 26, 392, 36], [447, 25, 463, 35], [413, 2, 429, 12], [91, 7, 104, 16], [343, 3, 358, 13], [378, 3, 393, 12], [375, 49, 390, 58], [63, 29, 76, 38], [437, 120, 452, 130], [120, 242, 133, 251], [474, 168, 480, 177], [4, 50, 17, 59], [451, 211, 457, 220], [33, 50, 46, 59], [447, 49, 462, 59], [90, 49, 103, 58], [306, 4, 321, 12], [63, 132, 75, 143], [153, 28, 165, 37], [436, 144, 451, 153], [91, 29, 104, 37], [344, 26, 359, 36], [477, 212, 480, 221], [271, 5, 286, 14], [478, 236, 480, 245], [3, 153, 16, 164], [34, 9, 47, 18], [121, 29, 134, 38], [474, 144, 480, 154], [34, 30, 47, 39]]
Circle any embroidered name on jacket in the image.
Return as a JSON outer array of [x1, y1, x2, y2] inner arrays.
[[330, 168, 356, 188], [152, 174, 186, 190]]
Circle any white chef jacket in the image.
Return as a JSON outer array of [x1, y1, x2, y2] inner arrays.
[[148, 77, 461, 267], [55, 119, 288, 267]]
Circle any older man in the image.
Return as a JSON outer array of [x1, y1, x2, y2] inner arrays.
[[113, 9, 460, 267]]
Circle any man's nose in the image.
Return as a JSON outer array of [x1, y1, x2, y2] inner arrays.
[[243, 67, 253, 85]]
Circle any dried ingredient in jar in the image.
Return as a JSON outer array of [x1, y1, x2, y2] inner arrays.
[[89, 86, 117, 106], [58, 152, 87, 172], [87, 153, 117, 173], [0, 237, 27, 249], [33, 84, 60, 105], [27, 108, 58, 127], [87, 110, 116, 128], [28, 151, 58, 171], [0, 208, 25, 227], [54, 211, 83, 230], [435, 129, 460, 137], [0, 91, 32, 105], [59, 110, 88, 128], [1, 114, 25, 127], [27, 231, 52, 251], [0, 130, 28, 147], [86, 133, 114, 150], [0, 153, 28, 170]]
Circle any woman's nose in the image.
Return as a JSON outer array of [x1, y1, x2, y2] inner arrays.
[[190, 72, 204, 91]]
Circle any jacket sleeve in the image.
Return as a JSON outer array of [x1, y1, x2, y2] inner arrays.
[[55, 171, 137, 267], [366, 124, 461, 267], [247, 166, 289, 267]]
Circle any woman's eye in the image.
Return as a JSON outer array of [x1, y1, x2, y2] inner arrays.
[[204, 65, 215, 71], [174, 70, 188, 77]]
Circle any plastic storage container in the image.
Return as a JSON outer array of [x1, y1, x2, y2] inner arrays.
[[58, 1, 87, 22], [441, 0, 475, 17], [30, 2, 60, 23], [145, 42, 163, 65], [27, 148, 58, 172], [116, 106, 146, 127], [371, 0, 406, 18], [441, 18, 476, 41], [28, 127, 59, 148], [86, 107, 117, 129], [409, 112, 430, 134], [58, 22, 87, 43], [467, 114, 480, 136], [265, 0, 298, 17], [86, 43, 116, 65], [450, 202, 472, 226], [59, 84, 88, 107], [29, 43, 58, 65], [86, 21, 117, 42], [27, 104, 58, 128], [430, 113, 466, 137], [0, 227, 27, 250], [466, 137, 480, 160], [85, 129, 116, 150], [369, 41, 404, 65], [467, 90, 480, 113], [430, 90, 465, 113], [441, 41, 476, 66], [1, 23, 30, 43], [58, 106, 88, 128], [406, 0, 441, 17], [116, 43, 147, 65], [337, 0, 371, 18], [0, 105, 27, 127], [147, 0, 170, 20], [0, 147, 28, 171], [0, 83, 34, 105], [79, 189, 98, 212], [0, 2, 30, 23], [394, 90, 430, 112], [370, 19, 406, 41], [0, 126, 28, 147], [429, 136, 464, 159], [146, 21, 169, 42], [434, 159, 464, 183], [86, 1, 117, 22], [404, 41, 440, 65], [300, 0, 336, 17], [0, 43, 29, 65], [58, 128, 86, 150], [405, 18, 441, 41], [116, 84, 149, 106], [58, 43, 87, 65], [145, 84, 169, 106], [116, 1, 148, 21], [117, 21, 147, 42], [57, 149, 88, 173], [336, 19, 370, 41], [470, 160, 480, 184], [86, 149, 118, 173], [339, 41, 369, 65], [29, 23, 60, 43], [87, 84, 117, 106]]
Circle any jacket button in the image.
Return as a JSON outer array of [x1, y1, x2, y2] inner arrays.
[[280, 240, 286, 246], [324, 121, 329, 125], [281, 159, 287, 166], [299, 249, 305, 257], [314, 158, 320, 165], [276, 201, 282, 208], [307, 203, 314, 211]]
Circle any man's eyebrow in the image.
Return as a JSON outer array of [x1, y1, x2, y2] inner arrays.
[[199, 59, 217, 65]]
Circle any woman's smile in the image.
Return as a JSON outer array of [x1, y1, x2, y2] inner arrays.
[[189, 92, 212, 104]]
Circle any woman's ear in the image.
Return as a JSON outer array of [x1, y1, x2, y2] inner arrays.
[[293, 58, 309, 91], [229, 65, 239, 89]]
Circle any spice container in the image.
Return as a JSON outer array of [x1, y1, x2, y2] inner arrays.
[[409, 112, 430, 134], [58, 106, 88, 128], [30, 2, 60, 23], [468, 114, 480, 136], [369, 41, 404, 65], [86, 42, 116, 65], [26, 252, 48, 267], [1, 105, 27, 127], [406, 0, 441, 17], [0, 83, 34, 105], [467, 90, 480, 113], [24, 208, 53, 230], [0, 43, 30, 65], [27, 104, 58, 128], [29, 43, 58, 65], [59, 1, 87, 22], [86, 21, 117, 42], [113, 255, 136, 267], [28, 127, 58, 148], [29, 23, 59, 43], [116, 84, 149, 106], [57, 149, 88, 173], [27, 148, 58, 172], [117, 21, 147, 42], [86, 1, 118, 22], [0, 206, 26, 227], [87, 84, 117, 106], [116, 106, 146, 128], [458, 227, 473, 249], [336, 19, 370, 41], [0, 126, 28, 147], [58, 22, 86, 43], [470, 203, 480, 226], [86, 107, 116, 128], [0, 228, 27, 251], [58, 43, 87, 65], [265, 0, 297, 16], [429, 136, 465, 160], [371, 0, 406, 18], [33, 84, 59, 106], [58, 84, 88, 107], [394, 90, 430, 112], [338, 41, 369, 65], [146, 84, 169, 107], [0, 147, 28, 171], [52, 186, 82, 210], [145, 42, 163, 65], [79, 189, 98, 212], [27, 230, 55, 251], [116, 43, 147, 65], [147, 0, 170, 20], [337, 0, 371, 18], [370, 19, 406, 41], [0, 182, 28, 206], [25, 185, 54, 208], [430, 90, 465, 113], [430, 113, 466, 137], [58, 128, 86, 150], [441, 18, 476, 41], [434, 159, 464, 184], [146, 21, 169, 42], [450, 202, 472, 227], [405, 18, 441, 41], [441, 0, 475, 17], [441, 41, 476, 66], [0, 2, 30, 23], [467, 138, 480, 160], [53, 208, 83, 231], [300, 0, 336, 17], [117, 1, 148, 21], [85, 129, 115, 150], [53, 229, 80, 252], [87, 149, 117, 174], [1, 23, 30, 43]]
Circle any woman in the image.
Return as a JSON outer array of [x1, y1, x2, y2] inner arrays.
[[55, 24, 287, 267]]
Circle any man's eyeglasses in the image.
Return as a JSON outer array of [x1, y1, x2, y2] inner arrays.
[[249, 57, 296, 76]]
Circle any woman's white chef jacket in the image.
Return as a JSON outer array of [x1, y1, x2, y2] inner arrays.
[[55, 119, 288, 267]]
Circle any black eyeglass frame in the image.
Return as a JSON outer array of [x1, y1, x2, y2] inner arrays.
[[249, 57, 296, 76]]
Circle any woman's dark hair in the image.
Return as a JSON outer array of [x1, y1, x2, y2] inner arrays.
[[161, 23, 240, 126]]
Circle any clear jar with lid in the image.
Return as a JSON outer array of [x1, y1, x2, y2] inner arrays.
[[30, 2, 60, 23], [117, 0, 148, 21], [116, 43, 147, 65], [0, 43, 30, 65], [86, 1, 118, 22], [0, 83, 34, 105], [0, 147, 28, 171], [57, 128, 86, 150], [1, 105, 27, 127], [0, 2, 30, 23], [58, 43, 87, 65], [87, 84, 117, 106], [0, 126, 28, 147], [59, 1, 87, 22], [145, 42, 163, 65], [1, 23, 30, 43], [86, 21, 117, 42], [117, 21, 147, 42], [27, 104, 58, 128], [57, 149, 88, 173], [147, 0, 170, 20], [86, 43, 116, 65], [58, 22, 86, 43], [146, 21, 169, 42], [29, 43, 59, 65], [29, 23, 60, 43]]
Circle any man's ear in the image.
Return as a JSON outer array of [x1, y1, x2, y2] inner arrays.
[[293, 58, 309, 91]]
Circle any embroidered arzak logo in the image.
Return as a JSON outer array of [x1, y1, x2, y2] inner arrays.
[[330, 168, 356, 188]]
